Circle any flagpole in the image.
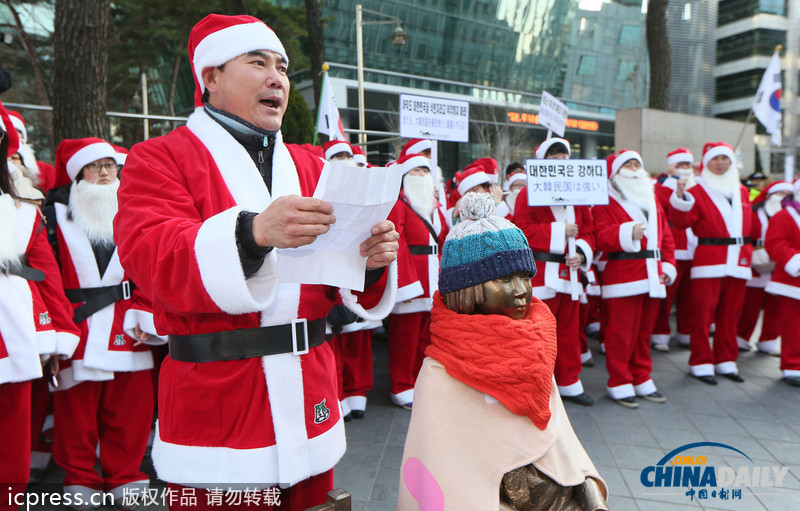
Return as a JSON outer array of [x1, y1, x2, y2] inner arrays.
[[733, 107, 754, 153]]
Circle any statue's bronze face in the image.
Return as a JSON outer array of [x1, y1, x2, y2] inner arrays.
[[476, 272, 532, 320]]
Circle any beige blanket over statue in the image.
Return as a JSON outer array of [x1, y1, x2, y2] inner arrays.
[[398, 357, 607, 511]]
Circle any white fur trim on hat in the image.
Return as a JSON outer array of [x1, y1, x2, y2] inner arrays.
[[535, 138, 571, 159], [667, 151, 693, 167], [702, 145, 735, 169], [406, 139, 431, 155], [503, 173, 527, 191], [610, 150, 643, 178], [353, 154, 367, 165], [401, 155, 431, 175], [324, 142, 352, 160], [794, 179, 800, 195], [66, 142, 118, 181], [768, 182, 793, 195], [8, 115, 26, 144], [457, 171, 490, 196], [193, 22, 288, 95]]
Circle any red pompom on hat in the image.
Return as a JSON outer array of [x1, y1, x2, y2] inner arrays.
[[399, 138, 431, 158], [188, 14, 288, 108], [6, 110, 26, 144], [534, 137, 571, 159], [667, 147, 693, 167], [0, 101, 19, 157], [701, 142, 735, 171], [470, 157, 499, 184], [54, 138, 117, 186], [395, 153, 431, 175], [605, 150, 643, 179], [323, 140, 353, 160], [454, 165, 491, 196]]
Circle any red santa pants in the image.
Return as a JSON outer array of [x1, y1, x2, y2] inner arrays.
[[776, 295, 800, 374], [737, 286, 781, 343], [687, 277, 746, 374], [603, 294, 660, 394], [388, 311, 430, 395], [0, 380, 31, 511], [653, 259, 693, 340], [30, 376, 53, 466], [53, 370, 154, 492], [330, 329, 373, 399], [579, 300, 589, 356], [543, 293, 583, 394], [166, 469, 333, 510]]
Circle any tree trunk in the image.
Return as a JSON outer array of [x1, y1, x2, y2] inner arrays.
[[53, 0, 111, 141], [646, 0, 671, 110], [305, 0, 325, 108]]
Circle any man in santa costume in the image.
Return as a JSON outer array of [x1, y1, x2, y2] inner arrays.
[[514, 137, 596, 406], [6, 110, 56, 193], [669, 142, 757, 384], [594, 150, 676, 408], [652, 148, 699, 352], [114, 14, 398, 510], [498, 171, 526, 221], [448, 164, 492, 223], [736, 181, 791, 356], [45, 137, 163, 510], [352, 144, 367, 167], [386, 153, 447, 409], [765, 178, 800, 387], [323, 139, 353, 162]]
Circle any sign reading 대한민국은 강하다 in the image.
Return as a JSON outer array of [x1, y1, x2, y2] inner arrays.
[[525, 159, 609, 207]]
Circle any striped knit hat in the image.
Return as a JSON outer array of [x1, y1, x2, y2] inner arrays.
[[439, 193, 536, 293]]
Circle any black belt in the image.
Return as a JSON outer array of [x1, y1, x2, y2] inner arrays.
[[531, 252, 566, 264], [65, 281, 133, 323], [408, 245, 438, 255], [607, 249, 662, 261], [698, 237, 751, 246], [3, 256, 45, 282], [168, 318, 327, 363]]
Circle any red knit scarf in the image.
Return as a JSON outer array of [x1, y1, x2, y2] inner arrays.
[[427, 291, 558, 430]]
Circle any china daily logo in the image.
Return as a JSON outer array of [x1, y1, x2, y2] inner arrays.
[[640, 442, 789, 502]]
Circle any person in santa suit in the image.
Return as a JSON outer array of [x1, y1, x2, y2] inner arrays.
[[386, 153, 448, 409], [514, 137, 596, 406], [736, 181, 791, 356], [594, 150, 676, 408], [448, 165, 492, 224], [651, 148, 699, 352], [669, 142, 758, 384], [764, 178, 800, 387], [6, 109, 56, 193], [352, 144, 367, 167], [323, 139, 353, 162], [497, 162, 525, 221], [0, 101, 80, 511], [114, 14, 399, 511], [44, 138, 164, 510]]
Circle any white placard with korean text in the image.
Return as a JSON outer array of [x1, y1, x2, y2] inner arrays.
[[525, 159, 609, 207], [538, 90, 568, 137], [399, 93, 469, 142]]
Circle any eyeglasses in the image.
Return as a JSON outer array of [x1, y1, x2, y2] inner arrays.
[[84, 162, 119, 173]]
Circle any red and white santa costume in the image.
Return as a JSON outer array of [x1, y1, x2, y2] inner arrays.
[[652, 148, 698, 348], [46, 138, 163, 505], [668, 142, 757, 378], [764, 181, 800, 380], [7, 109, 56, 193], [113, 15, 397, 507], [593, 151, 676, 400], [386, 154, 447, 407], [513, 139, 595, 398], [500, 172, 526, 222], [736, 181, 790, 355]]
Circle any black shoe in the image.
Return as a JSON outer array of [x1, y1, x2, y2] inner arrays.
[[720, 373, 745, 383], [641, 391, 667, 403], [783, 376, 800, 387], [613, 396, 639, 409], [29, 468, 45, 485], [582, 358, 595, 368], [693, 374, 718, 385], [562, 393, 594, 406], [343, 412, 352, 422], [350, 409, 365, 419]]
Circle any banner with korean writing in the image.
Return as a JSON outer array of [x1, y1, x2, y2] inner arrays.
[[525, 159, 609, 206], [538, 90, 569, 137], [399, 93, 469, 142]]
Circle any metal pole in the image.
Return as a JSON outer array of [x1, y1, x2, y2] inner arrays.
[[141, 73, 150, 140], [785, 0, 799, 181], [356, 4, 367, 147]]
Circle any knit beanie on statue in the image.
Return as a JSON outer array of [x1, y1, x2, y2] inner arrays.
[[438, 192, 536, 293]]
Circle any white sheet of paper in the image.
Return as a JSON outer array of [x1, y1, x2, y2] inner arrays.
[[276, 162, 404, 291]]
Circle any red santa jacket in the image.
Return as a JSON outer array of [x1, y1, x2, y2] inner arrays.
[[593, 188, 676, 299], [655, 177, 697, 260], [389, 194, 447, 314], [114, 108, 397, 487], [0, 200, 79, 384], [668, 180, 756, 280], [747, 204, 778, 288], [513, 193, 594, 300], [765, 206, 800, 300]]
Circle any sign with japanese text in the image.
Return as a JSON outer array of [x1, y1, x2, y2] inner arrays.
[[399, 93, 469, 142], [538, 90, 568, 137], [525, 159, 609, 206]]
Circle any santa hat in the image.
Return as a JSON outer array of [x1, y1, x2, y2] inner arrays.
[[6, 110, 26, 144], [794, 177, 800, 195], [454, 166, 491, 196], [667, 147, 693, 167], [471, 157, 498, 184], [503, 172, 527, 191], [754, 180, 793, 204], [351, 144, 367, 166], [0, 101, 20, 157], [701, 142, 735, 171], [188, 14, 288, 108], [535, 138, 571, 159], [396, 153, 431, 175], [55, 138, 117, 183], [400, 138, 431, 158], [323, 140, 353, 161], [112, 144, 129, 166], [605, 150, 643, 179]]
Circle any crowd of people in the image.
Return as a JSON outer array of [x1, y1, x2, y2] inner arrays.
[[1, 12, 800, 511]]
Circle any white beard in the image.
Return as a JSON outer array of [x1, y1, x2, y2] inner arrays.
[[701, 167, 740, 199], [505, 189, 521, 213], [0, 193, 21, 268], [403, 174, 435, 218], [675, 167, 696, 188], [68, 179, 119, 245], [765, 194, 785, 216], [8, 163, 44, 201], [614, 168, 655, 212], [15, 143, 40, 183]]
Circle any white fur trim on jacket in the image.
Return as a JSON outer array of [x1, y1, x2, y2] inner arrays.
[[766, 280, 800, 300], [662, 262, 677, 286], [785, 254, 800, 278], [618, 221, 642, 253], [54, 332, 80, 358], [340, 261, 398, 321], [123, 308, 168, 345], [575, 238, 593, 273], [669, 190, 695, 212], [395, 281, 424, 303]]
